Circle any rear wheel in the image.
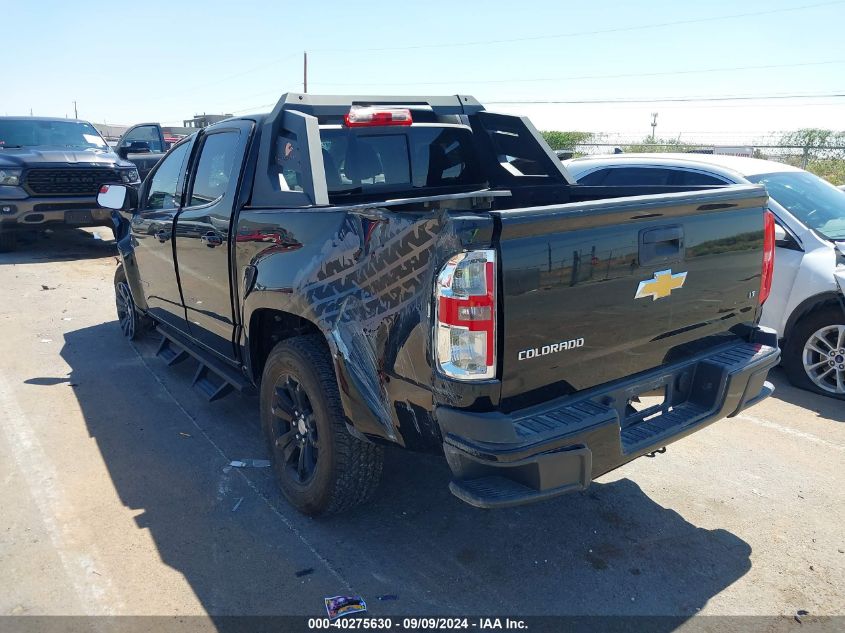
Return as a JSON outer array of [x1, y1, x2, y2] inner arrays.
[[784, 307, 845, 399], [114, 265, 151, 340], [260, 335, 384, 516]]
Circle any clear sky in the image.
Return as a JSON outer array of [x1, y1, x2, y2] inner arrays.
[[3, 0, 844, 143]]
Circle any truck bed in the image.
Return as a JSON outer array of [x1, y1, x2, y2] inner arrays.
[[490, 184, 768, 407]]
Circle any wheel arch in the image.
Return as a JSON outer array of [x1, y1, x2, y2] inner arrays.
[[783, 292, 845, 344], [246, 306, 326, 385], [242, 293, 408, 447], [115, 251, 149, 313]]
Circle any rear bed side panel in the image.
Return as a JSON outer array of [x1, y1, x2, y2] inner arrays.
[[494, 185, 769, 407], [236, 206, 498, 450]]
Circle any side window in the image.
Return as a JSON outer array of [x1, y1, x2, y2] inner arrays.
[[187, 131, 241, 207], [601, 167, 677, 186], [143, 142, 191, 211], [675, 170, 728, 186], [121, 125, 163, 153], [576, 169, 609, 185], [276, 133, 305, 192]]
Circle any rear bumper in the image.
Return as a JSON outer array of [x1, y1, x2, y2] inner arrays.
[[438, 329, 780, 508]]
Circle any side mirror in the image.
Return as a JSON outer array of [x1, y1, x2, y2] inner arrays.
[[773, 222, 802, 251], [128, 141, 152, 154], [116, 141, 151, 160], [98, 184, 128, 210]]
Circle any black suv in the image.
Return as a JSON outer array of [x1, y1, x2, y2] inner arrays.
[[0, 117, 140, 250]]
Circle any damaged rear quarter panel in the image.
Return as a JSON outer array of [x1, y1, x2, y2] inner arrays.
[[236, 205, 499, 450]]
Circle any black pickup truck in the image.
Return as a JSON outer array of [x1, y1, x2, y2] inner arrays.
[[0, 117, 140, 251], [113, 122, 169, 180], [96, 94, 780, 515]]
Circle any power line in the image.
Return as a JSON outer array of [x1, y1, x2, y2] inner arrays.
[[310, 0, 845, 53], [307, 59, 845, 88], [588, 100, 845, 110], [169, 92, 845, 123], [155, 88, 845, 124], [136, 1, 845, 113], [486, 92, 845, 105], [230, 102, 276, 114], [177, 53, 301, 97]]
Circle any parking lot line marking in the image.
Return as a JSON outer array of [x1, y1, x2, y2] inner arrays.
[[0, 369, 120, 615], [736, 413, 845, 452], [130, 343, 355, 593]]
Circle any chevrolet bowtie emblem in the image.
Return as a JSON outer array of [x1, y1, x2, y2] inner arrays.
[[635, 269, 688, 301]]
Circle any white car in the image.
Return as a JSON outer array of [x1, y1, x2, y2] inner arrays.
[[564, 154, 845, 399]]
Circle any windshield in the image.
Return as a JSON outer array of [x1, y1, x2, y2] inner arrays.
[[748, 171, 845, 240], [0, 119, 108, 150]]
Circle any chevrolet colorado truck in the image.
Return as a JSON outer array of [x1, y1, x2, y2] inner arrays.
[[0, 117, 140, 251], [96, 94, 780, 515]]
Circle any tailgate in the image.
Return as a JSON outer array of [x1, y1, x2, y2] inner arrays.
[[493, 185, 769, 402]]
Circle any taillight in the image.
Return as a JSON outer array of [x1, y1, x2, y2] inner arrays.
[[343, 106, 413, 127], [435, 250, 496, 380], [760, 210, 776, 305]]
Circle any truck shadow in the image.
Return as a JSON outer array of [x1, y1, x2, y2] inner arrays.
[[767, 367, 845, 423], [0, 227, 116, 264], [53, 321, 752, 621]]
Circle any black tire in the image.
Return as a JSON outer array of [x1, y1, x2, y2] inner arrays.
[[0, 230, 17, 253], [260, 335, 384, 516], [114, 264, 152, 340], [783, 306, 845, 400]]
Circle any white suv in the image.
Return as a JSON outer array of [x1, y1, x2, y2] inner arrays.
[[565, 154, 845, 399]]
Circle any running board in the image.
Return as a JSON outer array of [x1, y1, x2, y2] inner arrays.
[[154, 323, 254, 402], [156, 336, 189, 366], [192, 364, 233, 402]]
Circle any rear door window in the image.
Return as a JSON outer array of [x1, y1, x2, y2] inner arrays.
[[575, 169, 609, 185], [599, 167, 678, 186], [674, 170, 729, 186], [578, 166, 729, 187]]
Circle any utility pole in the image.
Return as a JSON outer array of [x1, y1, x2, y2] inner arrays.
[[650, 112, 658, 141], [303, 51, 308, 93], [73, 101, 78, 119]]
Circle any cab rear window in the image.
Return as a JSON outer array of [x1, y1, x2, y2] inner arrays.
[[318, 126, 484, 199]]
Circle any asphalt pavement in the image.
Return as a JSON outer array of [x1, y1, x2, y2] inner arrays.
[[0, 229, 843, 625]]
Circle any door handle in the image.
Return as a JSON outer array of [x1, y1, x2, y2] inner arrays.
[[639, 225, 684, 267], [201, 231, 223, 248]]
